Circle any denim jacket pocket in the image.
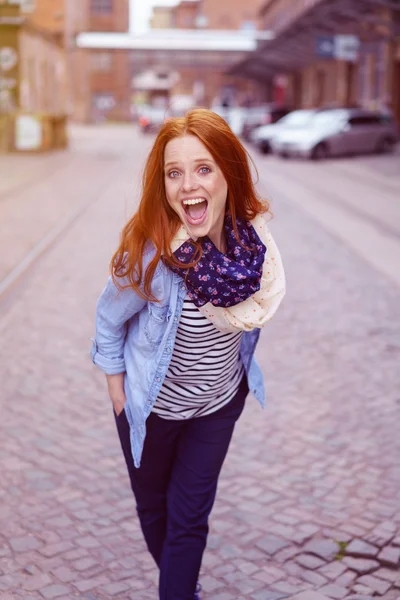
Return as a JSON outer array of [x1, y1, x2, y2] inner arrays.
[[144, 304, 170, 346]]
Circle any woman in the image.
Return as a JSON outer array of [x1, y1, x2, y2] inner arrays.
[[91, 109, 285, 600]]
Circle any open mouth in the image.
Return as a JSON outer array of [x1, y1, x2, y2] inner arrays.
[[181, 197, 208, 226]]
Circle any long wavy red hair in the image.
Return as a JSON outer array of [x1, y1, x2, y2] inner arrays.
[[111, 108, 270, 301]]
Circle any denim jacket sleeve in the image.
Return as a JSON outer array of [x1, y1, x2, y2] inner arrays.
[[91, 275, 147, 375]]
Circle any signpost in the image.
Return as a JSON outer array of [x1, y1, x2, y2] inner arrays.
[[0, 0, 22, 112], [316, 35, 335, 59], [316, 34, 359, 62]]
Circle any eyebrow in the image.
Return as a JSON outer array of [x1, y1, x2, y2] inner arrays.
[[164, 157, 215, 169]]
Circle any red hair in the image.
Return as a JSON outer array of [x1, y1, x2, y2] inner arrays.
[[111, 108, 270, 301]]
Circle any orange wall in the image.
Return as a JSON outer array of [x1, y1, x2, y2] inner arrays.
[[200, 0, 264, 30]]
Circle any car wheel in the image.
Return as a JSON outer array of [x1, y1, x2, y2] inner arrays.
[[376, 137, 395, 154], [311, 143, 329, 160], [259, 141, 270, 154]]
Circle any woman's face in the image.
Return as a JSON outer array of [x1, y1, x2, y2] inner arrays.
[[164, 135, 228, 245]]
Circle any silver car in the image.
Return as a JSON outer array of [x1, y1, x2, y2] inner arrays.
[[271, 109, 399, 160], [251, 109, 318, 154]]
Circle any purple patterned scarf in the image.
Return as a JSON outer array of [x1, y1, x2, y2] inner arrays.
[[167, 214, 267, 308]]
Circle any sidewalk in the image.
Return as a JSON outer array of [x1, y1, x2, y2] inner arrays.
[[0, 125, 399, 600]]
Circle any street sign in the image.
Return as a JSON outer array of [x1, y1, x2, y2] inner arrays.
[[316, 34, 359, 62], [0, 47, 18, 71], [334, 35, 359, 62], [0, 0, 21, 108], [15, 115, 42, 150], [316, 35, 335, 58]]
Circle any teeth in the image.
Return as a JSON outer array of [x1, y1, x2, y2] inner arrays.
[[182, 198, 206, 206]]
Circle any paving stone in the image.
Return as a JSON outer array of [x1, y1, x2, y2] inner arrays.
[[39, 542, 75, 558], [296, 553, 326, 570], [50, 566, 75, 583], [318, 561, 347, 580], [271, 581, 302, 595], [290, 592, 333, 600], [342, 556, 380, 575], [351, 583, 375, 595], [334, 570, 356, 587], [9, 536, 42, 552], [251, 591, 289, 600], [345, 596, 374, 600], [72, 557, 99, 572], [40, 584, 72, 599], [200, 575, 224, 592], [102, 581, 131, 596], [73, 577, 109, 593], [318, 583, 348, 599], [256, 535, 290, 556], [22, 572, 52, 591], [345, 539, 379, 559], [378, 545, 400, 567], [303, 539, 339, 561], [300, 569, 328, 587], [357, 574, 392, 595], [373, 566, 399, 582]]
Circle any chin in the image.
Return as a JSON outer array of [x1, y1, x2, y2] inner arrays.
[[181, 215, 210, 239]]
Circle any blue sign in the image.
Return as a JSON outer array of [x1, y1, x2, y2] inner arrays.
[[316, 35, 335, 58]]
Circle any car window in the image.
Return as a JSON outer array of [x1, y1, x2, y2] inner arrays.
[[311, 111, 346, 127], [280, 110, 315, 126], [348, 115, 381, 126], [272, 108, 287, 118]]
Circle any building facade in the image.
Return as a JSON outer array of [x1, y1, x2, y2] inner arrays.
[[83, 0, 130, 122], [198, 0, 264, 31], [150, 6, 174, 30], [0, 0, 70, 115], [143, 0, 267, 109], [236, 0, 400, 120]]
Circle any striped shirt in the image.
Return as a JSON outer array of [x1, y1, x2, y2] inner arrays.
[[153, 297, 244, 420]]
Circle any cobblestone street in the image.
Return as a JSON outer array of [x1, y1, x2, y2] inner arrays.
[[0, 124, 399, 600]]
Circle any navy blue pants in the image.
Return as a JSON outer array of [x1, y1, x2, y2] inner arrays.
[[114, 375, 248, 600]]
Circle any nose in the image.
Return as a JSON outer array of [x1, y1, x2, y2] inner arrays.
[[181, 172, 198, 192]]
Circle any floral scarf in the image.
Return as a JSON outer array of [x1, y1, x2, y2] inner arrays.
[[168, 213, 286, 332], [167, 214, 266, 308]]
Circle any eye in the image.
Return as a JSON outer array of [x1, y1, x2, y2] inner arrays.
[[167, 170, 180, 178], [199, 166, 211, 174]]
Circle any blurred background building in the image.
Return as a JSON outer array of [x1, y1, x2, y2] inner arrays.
[[233, 0, 400, 123], [1, 0, 399, 134]]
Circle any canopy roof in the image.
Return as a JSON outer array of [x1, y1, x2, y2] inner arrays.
[[76, 29, 273, 52], [230, 0, 400, 79]]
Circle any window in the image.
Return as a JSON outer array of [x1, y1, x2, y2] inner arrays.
[[90, 52, 112, 72], [90, 0, 112, 14], [92, 93, 115, 111], [240, 21, 256, 31]]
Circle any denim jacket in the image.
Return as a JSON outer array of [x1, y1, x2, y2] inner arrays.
[[91, 251, 266, 468]]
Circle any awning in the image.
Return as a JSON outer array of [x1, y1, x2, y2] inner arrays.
[[230, 0, 400, 78]]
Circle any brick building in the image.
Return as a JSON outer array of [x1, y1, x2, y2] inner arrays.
[[0, 0, 71, 115], [77, 0, 272, 120], [145, 0, 267, 108], [231, 0, 400, 121], [86, 0, 131, 122], [150, 6, 173, 30], [27, 0, 131, 123], [197, 0, 264, 30]]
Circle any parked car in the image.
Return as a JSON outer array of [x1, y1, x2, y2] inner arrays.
[[251, 109, 318, 154], [138, 106, 167, 133], [271, 108, 399, 160], [241, 104, 290, 141]]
